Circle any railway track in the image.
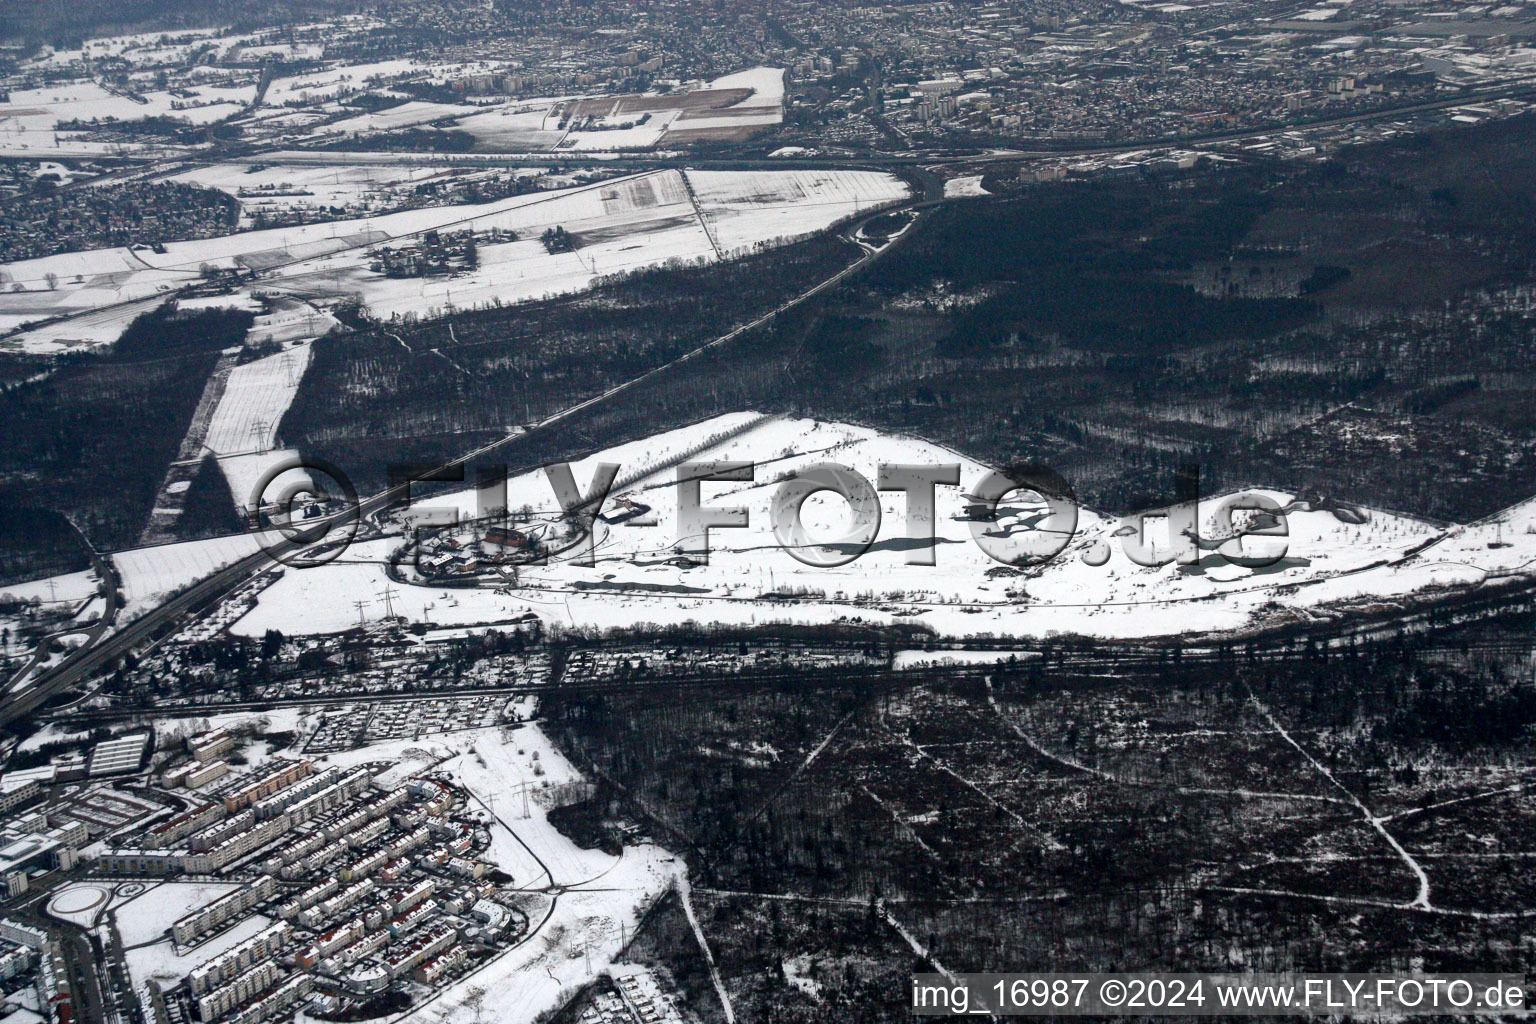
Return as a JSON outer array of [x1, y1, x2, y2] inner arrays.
[[41, 630, 1536, 729]]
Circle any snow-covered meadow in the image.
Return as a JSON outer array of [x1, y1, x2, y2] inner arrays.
[[264, 59, 430, 106], [0, 79, 254, 158], [943, 174, 991, 198], [5, 411, 1525, 647], [0, 567, 101, 609], [201, 342, 315, 505], [112, 534, 266, 623], [228, 413, 1536, 642]]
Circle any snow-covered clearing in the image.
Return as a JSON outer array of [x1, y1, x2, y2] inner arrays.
[[247, 301, 338, 345], [152, 706, 306, 763], [15, 723, 91, 753], [231, 413, 1536, 642], [0, 295, 166, 357], [451, 105, 566, 150], [201, 342, 314, 504], [0, 567, 101, 609], [661, 66, 785, 144], [264, 60, 427, 105], [707, 66, 786, 109], [688, 169, 908, 251], [562, 117, 675, 151], [943, 174, 990, 198]]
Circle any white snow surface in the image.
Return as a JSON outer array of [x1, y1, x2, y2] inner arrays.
[[228, 413, 1536, 642], [0, 568, 100, 608], [325, 100, 481, 135], [264, 60, 426, 105], [112, 534, 265, 623], [943, 174, 991, 198], [201, 342, 315, 505]]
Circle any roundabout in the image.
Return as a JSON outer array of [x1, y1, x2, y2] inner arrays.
[[47, 882, 111, 927]]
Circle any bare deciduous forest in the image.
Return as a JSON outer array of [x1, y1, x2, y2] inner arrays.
[[545, 618, 1536, 1023]]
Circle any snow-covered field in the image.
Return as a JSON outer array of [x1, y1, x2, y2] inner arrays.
[[0, 293, 170, 357], [247, 300, 338, 345], [112, 534, 265, 623], [204, 345, 311, 456], [689, 169, 908, 251], [943, 174, 991, 198], [15, 722, 91, 753], [17, 414, 1505, 654], [325, 100, 483, 135], [201, 342, 314, 505], [452, 105, 567, 150], [562, 117, 674, 151], [230, 413, 1536, 642], [0, 79, 254, 156], [703, 66, 785, 110], [0, 168, 908, 327], [264, 59, 427, 106], [659, 66, 785, 143], [0, 567, 101, 608]]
